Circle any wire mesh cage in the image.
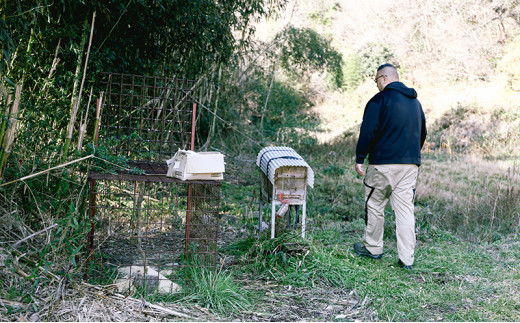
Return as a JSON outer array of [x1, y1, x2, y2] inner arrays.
[[86, 73, 221, 295], [86, 177, 220, 294], [98, 73, 197, 162]]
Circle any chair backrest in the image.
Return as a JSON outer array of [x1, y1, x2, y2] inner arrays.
[[98, 73, 197, 162]]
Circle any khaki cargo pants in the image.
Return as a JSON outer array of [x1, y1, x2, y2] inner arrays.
[[363, 164, 418, 266]]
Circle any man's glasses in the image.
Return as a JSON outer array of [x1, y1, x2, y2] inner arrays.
[[374, 75, 386, 83]]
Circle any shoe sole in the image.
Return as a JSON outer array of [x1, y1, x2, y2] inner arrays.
[[398, 260, 413, 269], [354, 250, 383, 259]]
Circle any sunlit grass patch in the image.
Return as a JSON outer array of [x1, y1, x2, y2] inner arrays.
[[416, 154, 520, 242], [179, 266, 253, 316]]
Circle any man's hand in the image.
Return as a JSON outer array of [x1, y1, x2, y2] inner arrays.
[[355, 163, 365, 177]]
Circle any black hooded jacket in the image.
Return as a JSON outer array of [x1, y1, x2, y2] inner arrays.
[[355, 81, 427, 165]]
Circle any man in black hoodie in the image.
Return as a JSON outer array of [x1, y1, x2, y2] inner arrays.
[[353, 63, 427, 269]]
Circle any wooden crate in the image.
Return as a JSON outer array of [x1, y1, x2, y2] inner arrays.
[[256, 146, 313, 239], [261, 166, 307, 205]]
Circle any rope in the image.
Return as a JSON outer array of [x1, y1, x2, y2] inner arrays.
[[265, 155, 302, 180]]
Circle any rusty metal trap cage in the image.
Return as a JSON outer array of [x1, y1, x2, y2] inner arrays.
[[86, 73, 221, 295]]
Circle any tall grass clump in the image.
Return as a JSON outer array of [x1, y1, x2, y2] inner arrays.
[[417, 154, 520, 242], [236, 231, 356, 288], [457, 166, 520, 241], [181, 265, 252, 316]]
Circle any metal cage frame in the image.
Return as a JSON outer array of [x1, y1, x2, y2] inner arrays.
[[86, 73, 221, 294]]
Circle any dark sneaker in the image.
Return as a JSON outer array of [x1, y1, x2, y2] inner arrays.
[[398, 259, 413, 270], [353, 243, 382, 259]]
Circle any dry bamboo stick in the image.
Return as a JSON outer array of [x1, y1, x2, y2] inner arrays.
[[142, 301, 193, 319], [48, 39, 61, 79], [75, 11, 96, 125], [0, 154, 94, 188], [0, 82, 22, 181], [12, 223, 58, 247], [106, 292, 193, 319], [77, 88, 92, 151], [93, 92, 104, 146], [63, 12, 96, 160], [209, 65, 222, 146], [0, 93, 12, 163], [0, 298, 25, 308], [0, 83, 5, 105], [202, 66, 216, 150], [261, 62, 275, 134], [62, 21, 87, 160]]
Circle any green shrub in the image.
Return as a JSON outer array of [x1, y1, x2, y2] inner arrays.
[[277, 26, 343, 88], [342, 53, 363, 89], [358, 43, 396, 79]]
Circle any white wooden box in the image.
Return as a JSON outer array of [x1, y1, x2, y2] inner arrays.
[[166, 150, 225, 181]]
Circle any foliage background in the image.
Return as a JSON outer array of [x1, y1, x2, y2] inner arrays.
[[2, 0, 520, 320]]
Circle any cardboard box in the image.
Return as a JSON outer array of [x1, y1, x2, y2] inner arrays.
[[166, 150, 225, 181]]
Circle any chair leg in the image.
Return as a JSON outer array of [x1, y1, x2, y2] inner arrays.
[[294, 205, 300, 228], [258, 198, 263, 233], [287, 206, 292, 228], [271, 200, 276, 239], [302, 202, 306, 238]]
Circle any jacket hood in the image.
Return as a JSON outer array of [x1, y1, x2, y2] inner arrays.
[[384, 82, 417, 99]]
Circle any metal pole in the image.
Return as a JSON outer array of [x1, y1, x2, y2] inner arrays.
[[271, 191, 276, 239], [258, 172, 263, 234], [185, 102, 197, 254], [190, 102, 196, 150]]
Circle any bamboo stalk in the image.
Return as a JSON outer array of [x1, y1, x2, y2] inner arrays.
[[202, 64, 222, 150], [22, 28, 35, 82], [48, 39, 61, 79], [0, 93, 13, 166], [0, 84, 5, 154], [13, 223, 58, 247], [76, 110, 88, 152], [77, 88, 93, 151], [261, 62, 275, 134], [210, 66, 222, 144], [63, 11, 96, 160], [201, 70, 216, 150], [93, 92, 104, 147], [0, 154, 94, 188], [0, 82, 23, 182], [36, 40, 61, 106], [0, 83, 5, 104], [62, 21, 87, 161]]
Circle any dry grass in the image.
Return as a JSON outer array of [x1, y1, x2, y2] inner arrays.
[[0, 268, 219, 322], [416, 154, 517, 203], [416, 154, 520, 240]]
